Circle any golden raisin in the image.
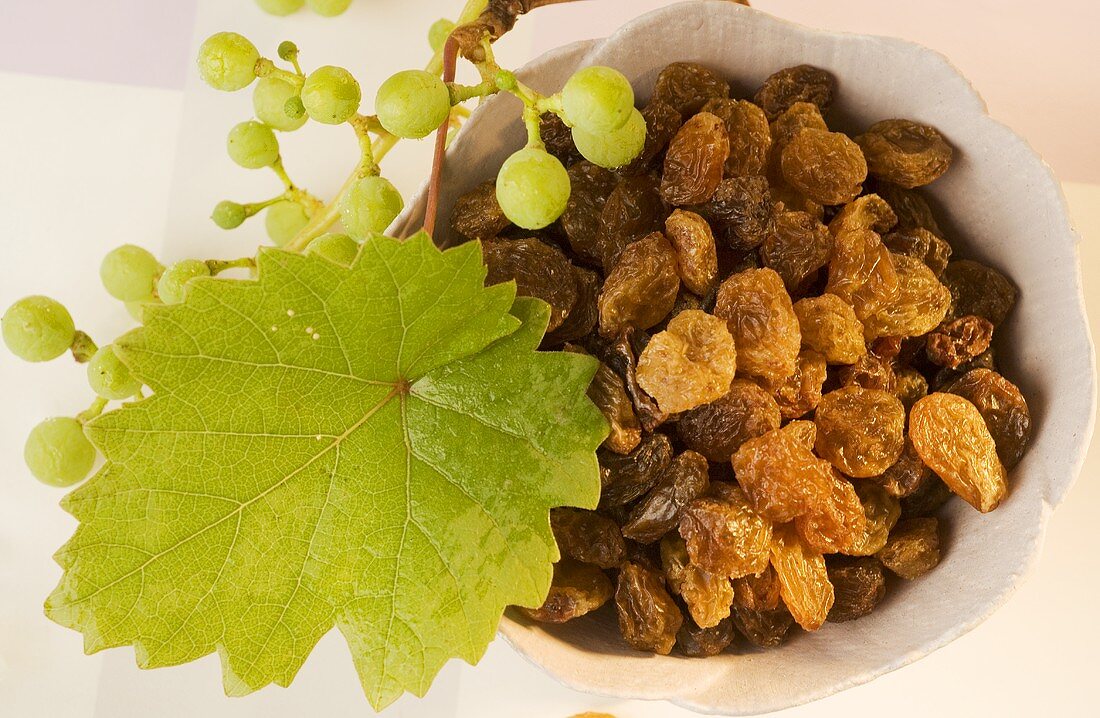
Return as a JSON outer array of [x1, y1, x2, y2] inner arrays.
[[848, 482, 902, 556], [661, 112, 730, 206], [732, 421, 833, 523], [664, 209, 719, 296], [828, 194, 898, 237], [714, 268, 801, 382], [769, 523, 834, 631], [926, 314, 994, 369], [660, 533, 734, 628], [781, 129, 867, 206], [764, 349, 828, 420], [825, 229, 899, 321], [598, 232, 681, 337], [814, 386, 906, 478], [793, 294, 867, 365], [615, 561, 683, 654], [636, 310, 737, 414], [760, 210, 833, 294], [702, 98, 772, 177], [860, 253, 950, 339], [795, 470, 867, 554], [679, 483, 773, 579], [856, 119, 954, 189], [519, 559, 612, 623], [877, 517, 941, 579]]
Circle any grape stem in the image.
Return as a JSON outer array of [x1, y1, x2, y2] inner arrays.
[[70, 331, 98, 364], [206, 257, 257, 274], [255, 59, 304, 88], [76, 396, 109, 424]]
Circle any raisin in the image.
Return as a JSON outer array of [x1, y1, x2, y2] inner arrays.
[[519, 559, 612, 623], [596, 173, 664, 270], [623, 450, 710, 543], [941, 259, 1019, 327], [769, 180, 824, 219], [765, 349, 827, 420], [586, 359, 642, 455], [877, 517, 941, 579], [754, 65, 836, 121], [926, 315, 994, 369], [692, 176, 774, 251], [793, 294, 867, 365], [451, 180, 512, 241], [931, 347, 999, 391], [551, 507, 626, 569], [769, 523, 833, 631], [856, 120, 954, 189], [769, 102, 828, 153], [588, 328, 669, 432], [731, 606, 794, 648], [598, 232, 681, 337], [652, 62, 730, 117], [620, 99, 684, 176], [837, 352, 897, 393], [636, 310, 737, 414], [677, 379, 782, 461], [883, 228, 952, 276], [828, 194, 898, 237], [483, 237, 578, 331], [814, 386, 905, 478], [910, 393, 1007, 512], [861, 253, 951, 339], [795, 470, 867, 554], [702, 98, 772, 177], [732, 421, 833, 523], [714, 268, 801, 382], [660, 533, 734, 628], [946, 369, 1031, 469], [901, 476, 954, 518], [599, 432, 674, 507], [677, 616, 735, 657], [731, 564, 783, 612], [892, 366, 929, 411], [615, 561, 683, 655], [781, 129, 867, 206], [678, 482, 773, 580], [664, 209, 719, 296], [539, 111, 580, 165], [560, 161, 617, 266], [874, 181, 943, 236], [544, 266, 600, 346], [826, 556, 886, 623], [661, 112, 730, 206], [825, 229, 899, 321], [849, 482, 902, 556], [760, 210, 832, 294], [877, 437, 931, 499]]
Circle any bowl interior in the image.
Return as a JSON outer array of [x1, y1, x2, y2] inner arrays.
[[398, 1, 1095, 714]]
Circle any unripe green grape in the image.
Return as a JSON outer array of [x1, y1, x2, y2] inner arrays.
[[305, 233, 359, 266], [253, 77, 307, 131], [227, 120, 280, 169], [277, 41, 299, 61], [307, 0, 353, 16], [212, 200, 247, 229], [87, 345, 142, 400], [301, 65, 361, 124], [375, 70, 451, 139], [561, 65, 635, 134], [24, 417, 96, 488], [428, 19, 456, 52], [266, 201, 310, 246], [100, 245, 163, 302], [571, 107, 646, 169], [285, 96, 306, 119], [256, 0, 304, 16], [495, 147, 571, 230], [158, 259, 211, 305], [197, 32, 260, 92], [339, 176, 404, 239], [2, 296, 75, 362]]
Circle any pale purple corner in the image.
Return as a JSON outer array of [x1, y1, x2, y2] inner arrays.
[[0, 0, 198, 89]]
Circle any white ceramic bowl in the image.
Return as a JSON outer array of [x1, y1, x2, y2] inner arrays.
[[398, 1, 1096, 713]]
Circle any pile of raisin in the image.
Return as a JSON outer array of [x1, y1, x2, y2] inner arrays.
[[451, 61, 1032, 657]]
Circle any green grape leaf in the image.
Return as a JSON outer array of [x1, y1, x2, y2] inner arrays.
[[45, 233, 606, 709]]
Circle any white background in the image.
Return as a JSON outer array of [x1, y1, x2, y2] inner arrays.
[[1, 1, 1099, 716]]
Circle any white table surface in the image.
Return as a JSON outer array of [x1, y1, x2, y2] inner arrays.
[[1, 2, 1099, 716]]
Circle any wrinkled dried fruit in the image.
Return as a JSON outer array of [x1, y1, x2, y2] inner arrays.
[[793, 294, 867, 365], [910, 393, 1008, 512], [732, 421, 833, 523], [765, 350, 827, 419], [731, 606, 794, 648], [815, 386, 906, 478], [483, 237, 578, 331], [754, 64, 836, 121], [702, 98, 772, 177], [693, 176, 774, 251], [677, 616, 735, 657], [661, 112, 730, 206], [678, 379, 782, 461], [883, 227, 952, 276], [770, 523, 834, 631], [826, 556, 886, 623], [519, 559, 613, 623], [837, 352, 897, 393], [621, 99, 684, 176], [731, 564, 783, 612], [795, 470, 867, 554], [661, 534, 734, 628], [714, 268, 801, 382], [769, 101, 828, 154], [769, 180, 824, 219], [585, 359, 641, 454], [561, 161, 617, 265], [861, 253, 950, 339], [760, 211, 832, 293], [781, 129, 867, 206], [596, 173, 664, 269], [901, 476, 954, 518], [829, 194, 898, 237], [665, 210, 719, 296], [551, 507, 627, 569], [451, 180, 511, 240], [941, 259, 1019, 327], [598, 232, 681, 337], [599, 432, 674, 507], [825, 229, 899, 320], [874, 181, 943, 236], [653, 62, 730, 117], [849, 482, 902, 556], [946, 369, 1032, 469], [616, 561, 684, 654], [857, 120, 954, 188], [892, 366, 929, 411], [623, 450, 710, 543], [540, 111, 581, 165], [589, 327, 669, 432], [636, 310, 737, 414], [877, 438, 931, 499], [679, 483, 773, 578], [877, 517, 941, 579], [545, 266, 600, 346], [926, 314, 994, 369]]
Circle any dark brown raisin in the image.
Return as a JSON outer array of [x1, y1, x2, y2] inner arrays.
[[616, 561, 683, 654], [551, 507, 626, 569], [782, 129, 868, 206], [731, 606, 794, 647], [560, 161, 617, 266], [692, 176, 774, 252], [873, 181, 943, 236], [652, 62, 730, 117], [760, 210, 832, 294], [598, 232, 681, 337], [544, 266, 600, 347], [877, 437, 931, 499], [482, 237, 577, 331], [677, 379, 782, 461], [892, 366, 929, 411], [677, 616, 735, 657], [586, 328, 669, 432], [585, 358, 642, 455], [856, 120, 954, 189], [661, 112, 730, 206], [901, 475, 954, 518], [754, 64, 836, 121], [877, 517, 941, 579], [450, 180, 511, 241], [946, 369, 1032, 469], [539, 111, 580, 165], [941, 259, 1019, 327], [623, 450, 710, 543], [519, 559, 612, 623], [596, 173, 664, 270], [826, 556, 887, 623], [599, 432, 674, 507], [926, 315, 994, 369], [731, 565, 782, 612], [702, 98, 772, 177], [883, 228, 953, 276]]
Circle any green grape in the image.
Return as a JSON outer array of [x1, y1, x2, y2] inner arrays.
[[197, 32, 260, 92], [256, 0, 304, 16], [571, 107, 646, 169], [125, 301, 149, 323], [253, 77, 307, 132], [266, 201, 310, 246], [428, 18, 456, 52], [495, 147, 571, 230], [157, 259, 211, 305], [100, 245, 163, 302], [284, 96, 306, 119], [339, 176, 404, 239], [307, 0, 353, 16], [2, 296, 75, 362], [305, 233, 359, 266], [212, 200, 247, 229], [24, 417, 96, 487], [301, 65, 361, 124], [87, 345, 142, 400], [277, 41, 299, 62], [226, 120, 280, 169], [561, 65, 635, 133], [375, 70, 451, 139]]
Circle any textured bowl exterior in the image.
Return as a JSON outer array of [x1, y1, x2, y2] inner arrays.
[[397, 2, 1096, 713]]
